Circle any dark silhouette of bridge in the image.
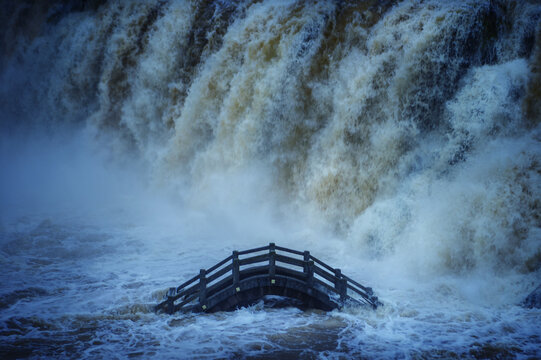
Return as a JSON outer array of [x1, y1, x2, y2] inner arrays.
[[156, 243, 380, 314]]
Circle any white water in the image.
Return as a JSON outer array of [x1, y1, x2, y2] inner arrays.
[[1, 0, 540, 358]]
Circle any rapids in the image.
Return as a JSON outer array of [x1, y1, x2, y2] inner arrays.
[[1, 0, 540, 358]]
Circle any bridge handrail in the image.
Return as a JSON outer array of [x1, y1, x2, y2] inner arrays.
[[347, 284, 372, 304], [313, 266, 337, 284], [175, 274, 199, 293], [342, 274, 373, 295], [187, 246, 362, 300], [172, 287, 194, 302], [274, 245, 304, 256], [161, 243, 378, 313], [206, 254, 233, 274], [238, 253, 269, 266], [310, 255, 336, 273], [237, 245, 269, 255], [230, 244, 369, 291], [206, 263, 233, 284], [275, 253, 304, 268]]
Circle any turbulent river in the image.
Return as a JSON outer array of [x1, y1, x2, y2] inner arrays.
[[1, 0, 541, 358]]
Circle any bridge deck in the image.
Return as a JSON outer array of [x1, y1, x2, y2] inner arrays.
[[155, 243, 380, 314]]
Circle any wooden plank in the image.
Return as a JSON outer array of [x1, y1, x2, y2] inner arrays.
[[238, 245, 269, 255], [232, 251, 239, 287], [347, 284, 373, 302], [273, 265, 306, 281], [275, 254, 304, 268], [239, 265, 268, 278], [275, 245, 304, 256], [175, 274, 199, 293], [342, 274, 372, 294], [333, 268, 346, 301], [176, 303, 197, 313], [205, 274, 235, 296], [176, 292, 199, 309], [155, 300, 169, 312], [176, 282, 199, 300], [206, 264, 233, 284], [238, 253, 269, 266], [314, 266, 337, 284], [206, 255, 233, 274], [312, 278, 336, 294], [305, 260, 314, 287], [310, 255, 336, 273], [303, 251, 310, 273], [269, 244, 276, 278], [199, 269, 207, 306]]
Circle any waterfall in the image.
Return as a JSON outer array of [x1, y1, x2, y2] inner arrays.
[[1, 1, 540, 357]]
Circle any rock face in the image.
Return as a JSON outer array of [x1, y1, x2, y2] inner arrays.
[[522, 285, 541, 309]]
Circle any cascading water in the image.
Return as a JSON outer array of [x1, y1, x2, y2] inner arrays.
[[1, 0, 540, 358]]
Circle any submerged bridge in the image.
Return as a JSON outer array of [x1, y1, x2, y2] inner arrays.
[[156, 243, 380, 314]]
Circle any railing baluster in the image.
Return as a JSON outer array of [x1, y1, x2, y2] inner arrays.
[[306, 260, 314, 287], [334, 268, 341, 288], [165, 287, 176, 314], [199, 269, 207, 310], [334, 268, 347, 301], [303, 251, 310, 274], [269, 242, 276, 281], [341, 278, 348, 301], [232, 250, 240, 291]]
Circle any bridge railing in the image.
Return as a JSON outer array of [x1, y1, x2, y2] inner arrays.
[[157, 243, 378, 313]]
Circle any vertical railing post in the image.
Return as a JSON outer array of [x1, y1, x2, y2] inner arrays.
[[334, 268, 347, 301], [166, 287, 176, 314], [269, 242, 276, 282], [341, 277, 348, 301], [306, 260, 314, 287], [199, 269, 207, 310], [303, 251, 310, 274], [232, 250, 240, 292], [334, 268, 341, 287]]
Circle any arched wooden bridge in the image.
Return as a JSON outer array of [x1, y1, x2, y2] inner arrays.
[[155, 243, 380, 314]]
